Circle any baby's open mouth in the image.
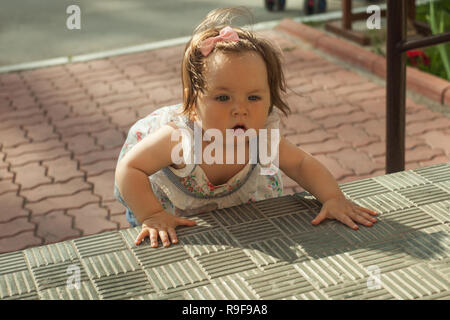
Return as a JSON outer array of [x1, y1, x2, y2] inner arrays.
[[232, 125, 246, 136]]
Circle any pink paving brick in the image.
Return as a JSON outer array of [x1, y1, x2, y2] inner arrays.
[[88, 171, 116, 202], [103, 200, 126, 216], [315, 154, 353, 180], [0, 126, 30, 148], [65, 134, 100, 155], [20, 177, 91, 202], [329, 124, 380, 148], [422, 131, 450, 155], [0, 193, 28, 223], [284, 129, 336, 146], [316, 111, 375, 129], [43, 156, 84, 183], [12, 162, 51, 189], [31, 211, 81, 244], [91, 128, 125, 149], [109, 108, 139, 129], [4, 139, 64, 158], [0, 180, 19, 196], [308, 104, 358, 120], [0, 217, 34, 238], [301, 138, 352, 155], [328, 148, 385, 176], [23, 122, 59, 142], [43, 102, 72, 121], [24, 190, 100, 216], [109, 213, 130, 230], [0, 231, 42, 254], [68, 203, 117, 236], [281, 113, 321, 134], [0, 167, 14, 181], [406, 117, 450, 135], [81, 160, 116, 178], [69, 99, 99, 117], [8, 147, 70, 167], [75, 147, 121, 166]]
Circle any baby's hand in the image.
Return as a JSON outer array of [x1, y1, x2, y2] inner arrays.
[[311, 197, 378, 230], [135, 210, 197, 247]]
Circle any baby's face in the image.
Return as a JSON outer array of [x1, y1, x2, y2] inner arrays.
[[192, 50, 271, 143]]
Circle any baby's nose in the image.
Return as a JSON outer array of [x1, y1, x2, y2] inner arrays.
[[232, 104, 248, 116]]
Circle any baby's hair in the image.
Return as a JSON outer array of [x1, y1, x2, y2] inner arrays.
[[180, 7, 291, 119]]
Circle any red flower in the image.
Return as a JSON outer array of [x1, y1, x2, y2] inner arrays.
[[407, 50, 430, 67]]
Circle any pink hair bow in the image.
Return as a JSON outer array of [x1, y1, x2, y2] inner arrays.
[[199, 26, 240, 57]]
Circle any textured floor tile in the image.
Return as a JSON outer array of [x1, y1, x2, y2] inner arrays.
[[175, 212, 222, 237], [252, 195, 315, 218], [225, 220, 282, 245], [270, 211, 335, 235], [82, 250, 140, 279], [184, 274, 258, 300], [133, 243, 190, 269], [413, 163, 450, 183], [244, 237, 307, 268], [92, 270, 155, 299], [294, 253, 368, 289], [352, 191, 415, 214], [334, 218, 405, 246], [0, 251, 28, 275], [195, 248, 258, 279], [24, 242, 78, 268], [372, 170, 429, 191], [322, 278, 396, 300], [348, 245, 410, 274], [181, 228, 239, 257], [380, 207, 442, 232], [38, 280, 99, 300], [0, 271, 36, 299], [382, 264, 450, 300], [396, 184, 450, 206], [31, 260, 89, 291], [73, 231, 127, 258], [290, 229, 352, 259], [212, 204, 265, 226], [145, 259, 209, 294], [243, 265, 314, 299], [339, 178, 390, 199]]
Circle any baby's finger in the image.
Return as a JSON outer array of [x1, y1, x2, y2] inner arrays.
[[150, 228, 159, 248], [350, 211, 374, 227], [167, 228, 178, 244], [135, 228, 149, 246], [354, 205, 378, 216], [176, 217, 197, 227], [337, 214, 359, 230], [159, 230, 171, 247], [355, 209, 377, 223]]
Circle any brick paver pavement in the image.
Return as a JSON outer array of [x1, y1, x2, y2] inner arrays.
[[1, 26, 450, 254]]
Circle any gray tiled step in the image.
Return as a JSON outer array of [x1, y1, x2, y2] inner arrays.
[[413, 163, 450, 183], [340, 178, 390, 199], [0, 252, 28, 276], [92, 270, 154, 299], [0, 271, 36, 299], [73, 232, 127, 258]]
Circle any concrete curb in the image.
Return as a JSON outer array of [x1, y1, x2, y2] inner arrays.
[[275, 18, 450, 106]]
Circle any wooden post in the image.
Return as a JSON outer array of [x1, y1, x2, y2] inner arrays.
[[386, 0, 407, 173]]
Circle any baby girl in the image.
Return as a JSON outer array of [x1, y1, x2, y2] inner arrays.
[[114, 8, 378, 248]]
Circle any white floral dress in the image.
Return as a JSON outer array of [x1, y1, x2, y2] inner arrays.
[[114, 104, 284, 226]]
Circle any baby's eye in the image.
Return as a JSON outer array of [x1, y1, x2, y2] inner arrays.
[[249, 95, 261, 101], [216, 95, 229, 102]]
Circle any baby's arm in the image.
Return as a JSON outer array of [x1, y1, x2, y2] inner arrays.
[[278, 138, 377, 230], [115, 123, 196, 247]]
